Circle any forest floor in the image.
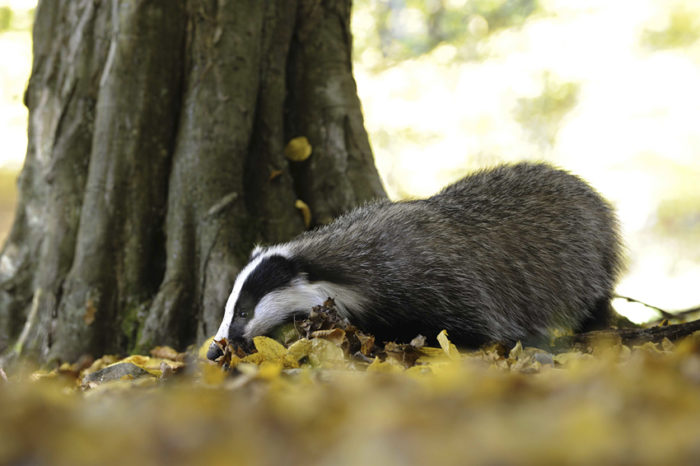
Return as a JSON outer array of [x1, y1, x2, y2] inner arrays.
[[2, 304, 700, 466]]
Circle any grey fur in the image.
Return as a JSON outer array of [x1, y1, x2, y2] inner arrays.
[[211, 162, 623, 355]]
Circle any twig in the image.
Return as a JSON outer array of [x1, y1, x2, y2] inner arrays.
[[651, 305, 700, 323], [614, 294, 675, 319], [13, 288, 42, 357], [553, 318, 700, 350], [0, 367, 6, 382], [614, 294, 700, 325]]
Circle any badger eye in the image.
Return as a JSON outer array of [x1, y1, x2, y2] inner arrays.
[[235, 292, 254, 319]]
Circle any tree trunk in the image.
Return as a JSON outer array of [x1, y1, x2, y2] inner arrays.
[[0, 0, 386, 364]]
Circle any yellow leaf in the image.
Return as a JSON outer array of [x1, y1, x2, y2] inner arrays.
[[282, 355, 300, 369], [310, 328, 346, 346], [119, 355, 176, 377], [253, 336, 287, 361], [287, 339, 312, 362], [367, 357, 404, 373], [284, 136, 312, 162], [635, 341, 664, 354], [269, 322, 301, 345], [295, 199, 312, 228], [661, 338, 675, 352], [242, 353, 264, 365], [122, 355, 149, 367], [257, 361, 283, 380], [199, 336, 215, 360], [236, 362, 259, 376], [508, 341, 524, 361], [201, 362, 227, 386], [358, 333, 375, 356], [437, 330, 461, 360], [553, 352, 594, 366], [308, 338, 345, 368], [405, 365, 433, 377], [269, 169, 283, 181], [418, 347, 445, 357], [30, 369, 57, 381], [414, 346, 450, 365], [149, 346, 180, 361]]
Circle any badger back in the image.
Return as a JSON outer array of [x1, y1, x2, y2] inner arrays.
[[288, 163, 623, 345]]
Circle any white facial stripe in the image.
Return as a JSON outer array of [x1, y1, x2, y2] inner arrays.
[[213, 245, 292, 340], [251, 244, 264, 258], [314, 282, 368, 318], [243, 278, 321, 338], [213, 290, 237, 340], [243, 279, 368, 338]]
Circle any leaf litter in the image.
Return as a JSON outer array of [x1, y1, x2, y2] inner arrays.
[[2, 299, 700, 465]]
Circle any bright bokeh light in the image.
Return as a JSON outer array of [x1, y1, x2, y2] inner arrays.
[[354, 0, 700, 321], [0, 0, 34, 171]]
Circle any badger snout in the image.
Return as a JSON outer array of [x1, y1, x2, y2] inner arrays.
[[205, 335, 254, 361], [206, 343, 223, 361]]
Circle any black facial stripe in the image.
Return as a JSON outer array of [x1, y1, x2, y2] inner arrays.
[[240, 254, 300, 304]]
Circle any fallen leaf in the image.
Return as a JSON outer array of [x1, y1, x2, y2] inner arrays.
[[357, 333, 375, 356], [437, 330, 461, 360], [253, 336, 287, 362], [410, 335, 426, 348], [242, 352, 264, 365], [150, 346, 180, 361], [309, 338, 345, 368], [311, 328, 346, 346], [295, 199, 312, 228], [201, 361, 227, 386], [257, 361, 283, 380], [367, 357, 404, 373], [269, 169, 283, 181], [508, 341, 524, 361], [287, 339, 313, 362], [199, 337, 216, 360], [284, 136, 312, 162], [269, 322, 301, 346], [553, 352, 595, 366]]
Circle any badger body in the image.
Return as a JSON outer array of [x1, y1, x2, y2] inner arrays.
[[208, 162, 623, 360]]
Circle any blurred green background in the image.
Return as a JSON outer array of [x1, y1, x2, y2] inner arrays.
[[1, 0, 699, 322]]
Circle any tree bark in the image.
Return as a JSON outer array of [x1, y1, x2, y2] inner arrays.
[[0, 0, 386, 364]]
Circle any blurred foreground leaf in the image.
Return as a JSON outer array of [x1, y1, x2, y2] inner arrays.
[[6, 312, 700, 465]]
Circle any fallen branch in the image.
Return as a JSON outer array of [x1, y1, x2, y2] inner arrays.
[[553, 318, 700, 351], [649, 305, 700, 324], [614, 294, 700, 323], [614, 294, 675, 319]]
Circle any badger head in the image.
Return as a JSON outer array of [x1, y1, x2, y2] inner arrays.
[[206, 245, 364, 361]]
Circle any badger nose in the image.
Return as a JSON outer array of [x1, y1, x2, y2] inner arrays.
[[206, 343, 223, 361]]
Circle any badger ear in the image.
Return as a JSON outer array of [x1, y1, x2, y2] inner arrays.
[[249, 245, 264, 262]]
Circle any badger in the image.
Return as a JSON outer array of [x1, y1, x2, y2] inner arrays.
[[207, 162, 623, 360]]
